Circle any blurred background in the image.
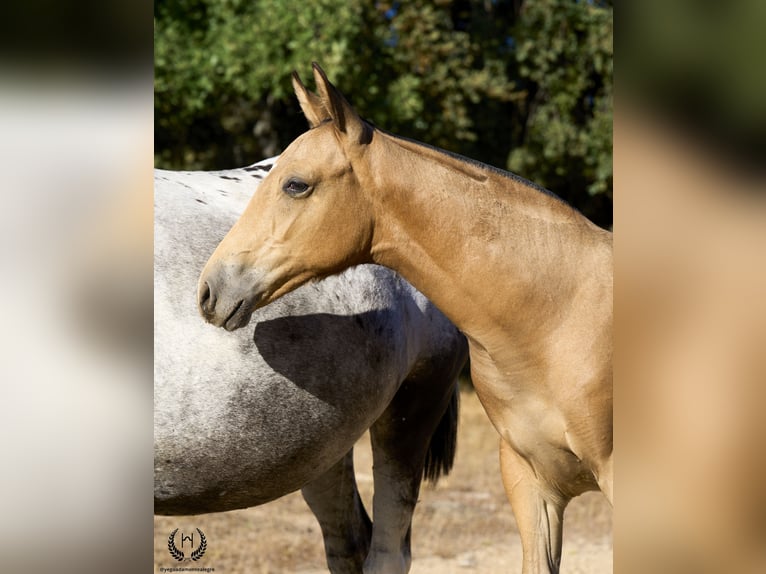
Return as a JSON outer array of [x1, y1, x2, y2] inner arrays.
[[1, 0, 765, 572]]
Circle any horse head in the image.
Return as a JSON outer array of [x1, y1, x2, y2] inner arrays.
[[198, 64, 375, 330]]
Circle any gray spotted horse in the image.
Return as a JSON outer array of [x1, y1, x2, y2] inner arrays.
[[154, 157, 468, 573]]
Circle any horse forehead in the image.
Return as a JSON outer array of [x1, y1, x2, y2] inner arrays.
[[283, 126, 347, 169]]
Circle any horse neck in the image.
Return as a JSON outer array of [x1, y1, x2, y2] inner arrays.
[[362, 130, 611, 346]]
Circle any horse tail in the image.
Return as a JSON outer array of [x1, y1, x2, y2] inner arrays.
[[423, 382, 460, 484]]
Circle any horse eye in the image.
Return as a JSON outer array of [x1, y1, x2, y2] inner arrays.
[[283, 179, 312, 198]]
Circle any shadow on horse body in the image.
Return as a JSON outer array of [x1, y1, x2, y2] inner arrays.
[[154, 159, 467, 573], [198, 66, 613, 574]]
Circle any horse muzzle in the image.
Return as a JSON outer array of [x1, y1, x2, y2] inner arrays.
[[197, 263, 265, 331]]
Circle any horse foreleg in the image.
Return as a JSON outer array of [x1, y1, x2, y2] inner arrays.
[[499, 439, 569, 574], [301, 450, 372, 574], [597, 450, 613, 506]]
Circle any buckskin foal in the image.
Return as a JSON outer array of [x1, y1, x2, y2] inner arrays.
[[198, 64, 612, 574]]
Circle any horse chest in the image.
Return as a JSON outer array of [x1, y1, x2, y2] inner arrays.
[[468, 340, 598, 495]]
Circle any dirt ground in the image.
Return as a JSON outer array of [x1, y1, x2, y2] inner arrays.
[[154, 387, 612, 573]]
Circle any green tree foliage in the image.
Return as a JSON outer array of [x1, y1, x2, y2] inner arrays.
[[155, 0, 612, 227], [155, 0, 371, 167], [508, 0, 613, 224]]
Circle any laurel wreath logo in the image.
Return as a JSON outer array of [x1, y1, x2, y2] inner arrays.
[[167, 527, 207, 562], [167, 529, 184, 561], [191, 529, 207, 561]]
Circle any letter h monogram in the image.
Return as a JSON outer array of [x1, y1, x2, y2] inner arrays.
[[181, 531, 194, 548]]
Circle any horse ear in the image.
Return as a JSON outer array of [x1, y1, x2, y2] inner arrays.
[[311, 62, 371, 145], [292, 71, 329, 128]]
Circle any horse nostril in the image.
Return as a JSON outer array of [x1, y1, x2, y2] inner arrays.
[[199, 281, 214, 314]]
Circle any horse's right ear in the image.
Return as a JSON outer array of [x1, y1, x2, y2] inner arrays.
[[292, 71, 329, 128], [311, 63, 372, 145]]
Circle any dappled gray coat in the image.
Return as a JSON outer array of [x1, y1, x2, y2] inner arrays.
[[153, 158, 467, 573]]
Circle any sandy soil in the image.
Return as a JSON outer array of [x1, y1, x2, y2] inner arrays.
[[154, 388, 612, 573]]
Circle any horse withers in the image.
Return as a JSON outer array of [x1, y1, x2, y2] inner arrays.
[[154, 158, 467, 573], [198, 65, 613, 574]]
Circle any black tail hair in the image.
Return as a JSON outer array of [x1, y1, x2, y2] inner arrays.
[[422, 383, 459, 484]]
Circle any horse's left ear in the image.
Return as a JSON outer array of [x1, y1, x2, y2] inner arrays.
[[312, 62, 372, 145], [292, 71, 329, 128]]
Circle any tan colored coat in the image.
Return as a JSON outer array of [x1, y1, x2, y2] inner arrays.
[[199, 64, 613, 574]]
